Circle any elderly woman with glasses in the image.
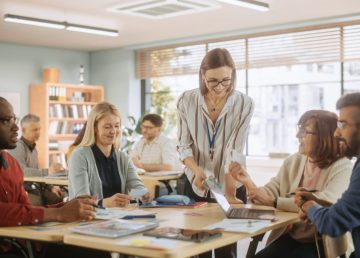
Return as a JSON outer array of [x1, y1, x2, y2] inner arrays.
[[229, 110, 352, 258], [177, 48, 254, 258]]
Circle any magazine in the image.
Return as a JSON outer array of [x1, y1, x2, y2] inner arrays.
[[69, 219, 159, 238]]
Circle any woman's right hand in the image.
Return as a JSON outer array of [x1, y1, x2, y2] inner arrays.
[[194, 169, 206, 191], [103, 193, 131, 208]]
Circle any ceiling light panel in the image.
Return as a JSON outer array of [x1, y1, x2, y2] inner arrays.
[[4, 14, 65, 29], [216, 0, 269, 12]]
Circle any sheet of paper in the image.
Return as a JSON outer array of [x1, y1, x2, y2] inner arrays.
[[116, 235, 179, 250], [205, 219, 271, 233], [95, 207, 155, 220], [130, 188, 148, 199]]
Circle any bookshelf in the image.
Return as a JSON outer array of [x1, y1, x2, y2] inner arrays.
[[30, 83, 104, 169]]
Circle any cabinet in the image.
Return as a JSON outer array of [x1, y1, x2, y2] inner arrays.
[[30, 83, 104, 168]]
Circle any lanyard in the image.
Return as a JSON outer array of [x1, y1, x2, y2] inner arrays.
[[206, 119, 222, 161]]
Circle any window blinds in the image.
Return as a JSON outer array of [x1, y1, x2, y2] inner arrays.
[[136, 21, 360, 79]]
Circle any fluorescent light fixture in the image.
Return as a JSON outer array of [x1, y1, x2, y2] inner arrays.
[[217, 0, 269, 12], [66, 24, 119, 37], [3, 14, 119, 37], [4, 14, 65, 29]]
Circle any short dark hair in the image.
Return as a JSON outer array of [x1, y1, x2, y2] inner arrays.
[[298, 110, 342, 169], [142, 114, 163, 127], [199, 48, 236, 96], [336, 92, 360, 110]]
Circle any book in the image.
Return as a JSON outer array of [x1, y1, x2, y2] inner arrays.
[[139, 201, 207, 209], [69, 219, 159, 238], [95, 208, 156, 220]]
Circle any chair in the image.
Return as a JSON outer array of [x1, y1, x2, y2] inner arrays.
[[322, 234, 347, 258]]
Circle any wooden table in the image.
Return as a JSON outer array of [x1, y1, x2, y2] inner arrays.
[[24, 176, 69, 186], [139, 172, 183, 197], [63, 204, 299, 258]]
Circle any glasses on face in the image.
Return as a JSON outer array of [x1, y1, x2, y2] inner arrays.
[[141, 124, 156, 130], [0, 116, 19, 127], [337, 120, 360, 130], [297, 126, 317, 137], [205, 77, 232, 88]]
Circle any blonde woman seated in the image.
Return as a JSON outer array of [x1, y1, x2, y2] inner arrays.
[[69, 102, 150, 208], [229, 110, 352, 258]]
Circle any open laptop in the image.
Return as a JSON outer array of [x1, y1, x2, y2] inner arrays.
[[207, 181, 275, 220]]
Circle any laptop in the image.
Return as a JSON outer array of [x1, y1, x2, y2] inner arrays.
[[209, 187, 276, 221]]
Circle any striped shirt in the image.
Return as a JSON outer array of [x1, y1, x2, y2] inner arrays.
[[177, 89, 254, 197]]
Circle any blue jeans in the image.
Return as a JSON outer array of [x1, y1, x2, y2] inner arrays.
[[255, 233, 325, 258]]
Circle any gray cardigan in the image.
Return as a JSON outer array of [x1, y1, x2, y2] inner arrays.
[[69, 146, 147, 200]]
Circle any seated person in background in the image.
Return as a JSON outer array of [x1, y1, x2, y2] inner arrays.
[[69, 102, 150, 208], [130, 113, 182, 172], [0, 97, 106, 258], [8, 114, 65, 206], [66, 121, 87, 161], [229, 110, 352, 258], [297, 93, 360, 258]]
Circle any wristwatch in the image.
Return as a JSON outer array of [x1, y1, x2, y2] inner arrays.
[[273, 197, 278, 208]]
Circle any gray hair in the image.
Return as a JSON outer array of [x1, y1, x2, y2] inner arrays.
[[21, 114, 40, 127]]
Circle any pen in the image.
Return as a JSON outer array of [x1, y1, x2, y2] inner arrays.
[[93, 204, 106, 210], [122, 215, 156, 219], [286, 189, 318, 197]]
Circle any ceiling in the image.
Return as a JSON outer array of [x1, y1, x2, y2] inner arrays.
[[0, 0, 359, 51]]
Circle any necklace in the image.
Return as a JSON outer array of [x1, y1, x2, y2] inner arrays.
[[206, 94, 228, 112]]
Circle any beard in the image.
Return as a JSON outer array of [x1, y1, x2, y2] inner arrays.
[[337, 135, 359, 158]]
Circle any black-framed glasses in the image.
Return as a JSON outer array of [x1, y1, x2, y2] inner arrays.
[[297, 126, 317, 137], [0, 116, 19, 126], [337, 120, 360, 130], [141, 124, 156, 130], [205, 77, 232, 88]]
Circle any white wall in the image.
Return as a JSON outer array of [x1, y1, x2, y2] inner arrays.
[[0, 42, 90, 117], [89, 48, 141, 126]]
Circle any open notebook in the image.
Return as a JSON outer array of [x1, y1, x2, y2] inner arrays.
[[70, 219, 159, 238]]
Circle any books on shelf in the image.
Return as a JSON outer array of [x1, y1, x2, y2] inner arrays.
[[49, 104, 93, 119], [69, 219, 159, 238], [48, 86, 93, 102]]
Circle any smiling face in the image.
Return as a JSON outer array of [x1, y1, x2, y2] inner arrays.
[[203, 66, 232, 98], [296, 118, 318, 158], [334, 105, 360, 157], [0, 100, 19, 150], [95, 113, 121, 148]]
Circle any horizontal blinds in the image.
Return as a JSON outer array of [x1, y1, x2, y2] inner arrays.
[[248, 28, 341, 68], [136, 21, 360, 79], [344, 24, 360, 62]]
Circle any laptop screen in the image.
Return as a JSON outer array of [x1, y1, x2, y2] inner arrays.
[[210, 189, 231, 214]]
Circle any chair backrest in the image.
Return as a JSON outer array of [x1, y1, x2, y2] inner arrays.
[[322, 234, 348, 258]]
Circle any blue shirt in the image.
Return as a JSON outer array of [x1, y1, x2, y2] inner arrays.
[[308, 158, 360, 257], [91, 144, 121, 198]]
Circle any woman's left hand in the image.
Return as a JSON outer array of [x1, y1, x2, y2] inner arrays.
[[248, 187, 274, 206], [140, 192, 152, 204]]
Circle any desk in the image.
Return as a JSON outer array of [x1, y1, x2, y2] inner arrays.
[[139, 172, 183, 197], [64, 204, 299, 258], [24, 176, 69, 186]]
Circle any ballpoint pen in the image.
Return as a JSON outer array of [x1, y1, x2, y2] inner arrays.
[[286, 189, 318, 197]]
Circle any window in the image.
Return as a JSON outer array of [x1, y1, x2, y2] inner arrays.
[[137, 21, 360, 157]]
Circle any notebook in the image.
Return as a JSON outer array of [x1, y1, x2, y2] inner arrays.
[[210, 188, 275, 220], [70, 219, 159, 238]]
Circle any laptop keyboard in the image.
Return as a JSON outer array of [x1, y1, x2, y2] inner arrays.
[[229, 208, 274, 219]]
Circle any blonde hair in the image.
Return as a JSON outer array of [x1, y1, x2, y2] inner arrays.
[[79, 102, 121, 149]]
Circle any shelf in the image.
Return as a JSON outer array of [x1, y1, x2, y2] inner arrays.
[[49, 117, 87, 121], [49, 100, 98, 105]]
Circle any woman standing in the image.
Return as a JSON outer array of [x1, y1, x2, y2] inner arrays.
[[177, 48, 254, 258], [229, 110, 352, 258], [69, 102, 149, 208]]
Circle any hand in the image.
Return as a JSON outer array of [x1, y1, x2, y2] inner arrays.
[[226, 195, 243, 204], [248, 187, 274, 206], [294, 187, 317, 207], [298, 208, 309, 222], [57, 197, 96, 222], [140, 192, 152, 204], [194, 169, 206, 191], [48, 163, 65, 174], [229, 162, 248, 181], [51, 186, 64, 198], [103, 193, 131, 208]]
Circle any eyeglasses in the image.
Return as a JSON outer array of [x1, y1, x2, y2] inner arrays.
[[337, 121, 360, 130], [297, 126, 317, 137], [141, 125, 156, 130], [0, 116, 19, 126], [205, 77, 232, 88]]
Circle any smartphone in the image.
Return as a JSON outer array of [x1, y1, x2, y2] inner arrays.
[[144, 227, 223, 242]]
